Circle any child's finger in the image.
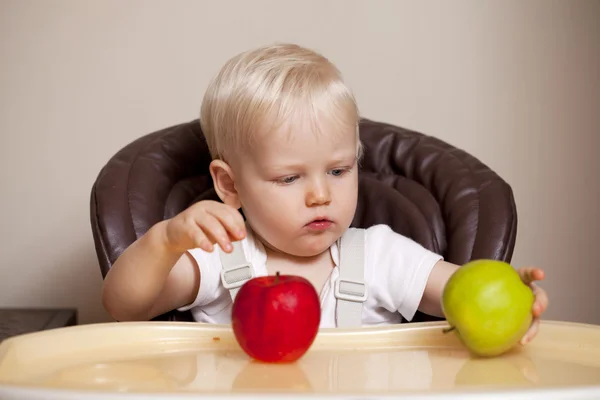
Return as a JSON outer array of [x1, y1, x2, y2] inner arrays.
[[520, 318, 540, 345], [518, 267, 545, 285], [222, 206, 247, 239], [518, 267, 535, 284], [532, 284, 549, 316], [192, 230, 213, 252], [223, 204, 246, 237], [209, 205, 246, 241], [196, 214, 233, 253]]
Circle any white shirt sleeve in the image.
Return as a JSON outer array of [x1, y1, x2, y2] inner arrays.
[[365, 224, 443, 322], [177, 247, 228, 312]]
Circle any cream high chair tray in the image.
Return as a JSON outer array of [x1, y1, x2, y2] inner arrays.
[[0, 320, 599, 399]]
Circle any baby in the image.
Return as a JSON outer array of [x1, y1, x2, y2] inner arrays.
[[102, 43, 547, 344]]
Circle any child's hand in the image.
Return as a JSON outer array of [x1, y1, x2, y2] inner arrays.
[[164, 200, 246, 254], [517, 267, 548, 345]]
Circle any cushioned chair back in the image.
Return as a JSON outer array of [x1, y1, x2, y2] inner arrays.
[[90, 118, 517, 321]]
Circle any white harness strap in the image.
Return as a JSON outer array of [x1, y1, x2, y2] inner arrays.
[[335, 229, 367, 328], [218, 241, 254, 300], [218, 229, 367, 328]]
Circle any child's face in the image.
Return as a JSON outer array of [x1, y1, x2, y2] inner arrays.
[[232, 117, 359, 258]]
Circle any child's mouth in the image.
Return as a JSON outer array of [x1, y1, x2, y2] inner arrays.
[[306, 219, 332, 230]]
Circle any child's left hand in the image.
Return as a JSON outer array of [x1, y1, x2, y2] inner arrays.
[[517, 267, 548, 345]]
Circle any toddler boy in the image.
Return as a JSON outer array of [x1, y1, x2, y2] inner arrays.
[[102, 44, 547, 344]]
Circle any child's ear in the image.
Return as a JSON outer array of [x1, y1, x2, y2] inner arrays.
[[209, 160, 241, 209]]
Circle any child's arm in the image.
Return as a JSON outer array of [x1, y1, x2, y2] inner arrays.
[[417, 260, 459, 318], [101, 201, 246, 322], [419, 260, 548, 344]]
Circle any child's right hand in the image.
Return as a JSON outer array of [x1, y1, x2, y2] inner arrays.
[[163, 200, 246, 254]]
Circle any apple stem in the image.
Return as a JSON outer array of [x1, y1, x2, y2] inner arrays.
[[442, 326, 456, 334], [275, 271, 280, 283]]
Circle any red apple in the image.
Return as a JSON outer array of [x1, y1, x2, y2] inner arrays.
[[231, 272, 321, 363]]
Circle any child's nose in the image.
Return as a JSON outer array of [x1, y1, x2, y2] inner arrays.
[[305, 179, 331, 206]]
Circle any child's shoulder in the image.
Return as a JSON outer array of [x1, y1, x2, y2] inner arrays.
[[344, 224, 437, 255], [345, 224, 443, 278]]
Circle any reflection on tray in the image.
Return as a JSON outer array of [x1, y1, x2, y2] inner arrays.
[[35, 346, 600, 393]]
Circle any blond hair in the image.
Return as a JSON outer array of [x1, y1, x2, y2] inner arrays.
[[200, 43, 361, 161]]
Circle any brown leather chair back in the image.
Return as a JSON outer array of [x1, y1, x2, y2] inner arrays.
[[90, 118, 517, 322]]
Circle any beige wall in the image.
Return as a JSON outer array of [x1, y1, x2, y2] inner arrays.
[[1, 0, 598, 325]]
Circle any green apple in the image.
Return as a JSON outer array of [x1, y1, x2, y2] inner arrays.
[[442, 259, 534, 357]]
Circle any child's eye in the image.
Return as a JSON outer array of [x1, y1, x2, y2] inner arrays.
[[277, 176, 298, 185], [329, 168, 347, 177]]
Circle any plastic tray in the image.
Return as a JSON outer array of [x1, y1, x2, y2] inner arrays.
[[0, 320, 599, 399]]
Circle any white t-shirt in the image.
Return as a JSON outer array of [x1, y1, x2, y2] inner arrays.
[[178, 224, 443, 328]]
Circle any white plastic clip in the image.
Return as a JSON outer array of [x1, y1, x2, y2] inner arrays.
[[220, 263, 253, 290], [335, 278, 368, 302]]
